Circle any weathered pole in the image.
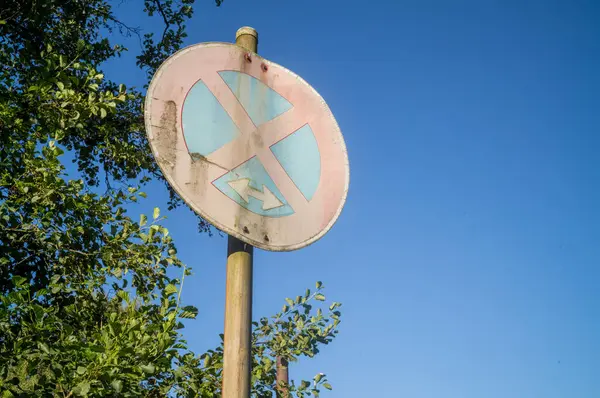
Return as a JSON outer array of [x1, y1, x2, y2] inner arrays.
[[276, 356, 289, 398], [221, 26, 258, 398]]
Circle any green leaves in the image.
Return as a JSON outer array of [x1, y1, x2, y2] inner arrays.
[[165, 283, 178, 296], [179, 305, 198, 319], [12, 276, 27, 287], [37, 342, 50, 355], [140, 364, 156, 375], [111, 379, 123, 393], [72, 381, 90, 396]]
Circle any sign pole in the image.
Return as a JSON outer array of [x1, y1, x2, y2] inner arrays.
[[222, 26, 258, 398]]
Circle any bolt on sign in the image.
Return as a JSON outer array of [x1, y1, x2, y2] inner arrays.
[[144, 42, 349, 251]]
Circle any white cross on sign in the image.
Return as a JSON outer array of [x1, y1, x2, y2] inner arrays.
[[144, 43, 349, 251]]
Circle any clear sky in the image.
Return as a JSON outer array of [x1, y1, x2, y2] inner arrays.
[[103, 1, 600, 397]]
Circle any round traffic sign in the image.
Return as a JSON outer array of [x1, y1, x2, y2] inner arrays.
[[144, 43, 349, 251]]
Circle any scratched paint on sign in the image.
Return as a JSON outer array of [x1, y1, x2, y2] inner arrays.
[[219, 71, 293, 126]]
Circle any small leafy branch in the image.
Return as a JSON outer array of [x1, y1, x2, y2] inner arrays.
[[253, 281, 340, 397], [176, 282, 342, 397]]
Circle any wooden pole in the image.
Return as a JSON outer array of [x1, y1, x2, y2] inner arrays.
[[235, 26, 258, 54], [276, 356, 289, 398], [221, 26, 258, 398]]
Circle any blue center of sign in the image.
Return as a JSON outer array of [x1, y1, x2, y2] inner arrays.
[[181, 71, 321, 217], [182, 80, 241, 156]]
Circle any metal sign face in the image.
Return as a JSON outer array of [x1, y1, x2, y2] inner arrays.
[[144, 43, 349, 251]]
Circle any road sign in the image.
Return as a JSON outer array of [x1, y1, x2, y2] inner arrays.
[[144, 42, 349, 251]]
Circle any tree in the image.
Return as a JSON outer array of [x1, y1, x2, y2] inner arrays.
[[0, 0, 341, 396]]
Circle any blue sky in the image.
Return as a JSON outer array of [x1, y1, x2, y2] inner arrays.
[[103, 1, 600, 396]]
